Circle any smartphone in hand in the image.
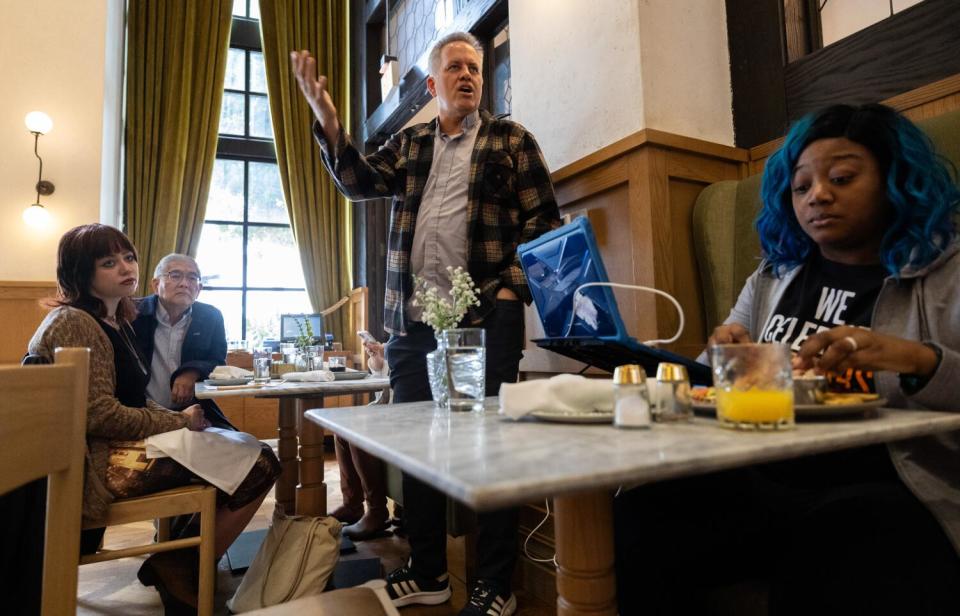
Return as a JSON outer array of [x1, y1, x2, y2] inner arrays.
[[357, 330, 377, 344]]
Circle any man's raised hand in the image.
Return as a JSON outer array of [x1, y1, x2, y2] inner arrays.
[[290, 49, 340, 143]]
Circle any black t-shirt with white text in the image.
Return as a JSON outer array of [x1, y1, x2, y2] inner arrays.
[[759, 253, 886, 392]]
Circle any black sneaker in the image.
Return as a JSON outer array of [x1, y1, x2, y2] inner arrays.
[[385, 564, 452, 607], [458, 580, 517, 616]]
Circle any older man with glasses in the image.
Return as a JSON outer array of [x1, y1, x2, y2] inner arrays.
[[133, 253, 234, 430]]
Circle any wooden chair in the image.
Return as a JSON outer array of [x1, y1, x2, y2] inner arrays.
[[0, 347, 89, 616], [79, 481, 218, 616]]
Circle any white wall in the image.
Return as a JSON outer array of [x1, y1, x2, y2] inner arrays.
[[509, 0, 733, 171], [821, 0, 923, 47], [0, 0, 110, 281], [510, 0, 646, 171], [637, 0, 733, 147]]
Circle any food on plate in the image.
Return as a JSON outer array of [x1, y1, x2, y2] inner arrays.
[[822, 392, 880, 406], [691, 386, 716, 403]]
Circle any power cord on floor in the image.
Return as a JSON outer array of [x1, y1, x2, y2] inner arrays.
[[523, 499, 557, 567]]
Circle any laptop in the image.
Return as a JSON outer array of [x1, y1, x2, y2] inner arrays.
[[517, 216, 712, 385], [279, 313, 324, 344]]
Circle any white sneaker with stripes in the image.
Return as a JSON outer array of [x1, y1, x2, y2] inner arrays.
[[384, 564, 452, 607], [458, 580, 517, 616]]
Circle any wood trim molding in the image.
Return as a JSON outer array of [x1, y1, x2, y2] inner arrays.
[[0, 280, 57, 300], [551, 129, 747, 184]]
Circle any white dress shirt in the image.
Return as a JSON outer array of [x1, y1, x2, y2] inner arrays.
[[146, 302, 192, 409]]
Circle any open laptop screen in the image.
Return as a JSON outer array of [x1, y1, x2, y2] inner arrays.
[[518, 217, 627, 341], [280, 313, 323, 343]]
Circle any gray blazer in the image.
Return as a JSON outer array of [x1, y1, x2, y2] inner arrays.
[[722, 241, 960, 555]]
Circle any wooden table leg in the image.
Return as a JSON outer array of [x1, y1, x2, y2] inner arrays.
[[296, 397, 327, 516], [553, 490, 617, 616], [276, 398, 299, 515]]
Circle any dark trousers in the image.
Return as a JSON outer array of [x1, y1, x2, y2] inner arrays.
[[614, 445, 960, 616], [385, 300, 526, 590]]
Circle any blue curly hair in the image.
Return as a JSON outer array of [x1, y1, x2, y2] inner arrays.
[[756, 103, 960, 277]]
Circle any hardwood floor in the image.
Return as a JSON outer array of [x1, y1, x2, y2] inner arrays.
[[77, 446, 553, 615]]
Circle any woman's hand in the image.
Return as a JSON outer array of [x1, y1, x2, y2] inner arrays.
[[794, 326, 940, 377], [708, 323, 752, 346], [364, 341, 385, 373], [182, 404, 210, 431], [171, 370, 199, 407]]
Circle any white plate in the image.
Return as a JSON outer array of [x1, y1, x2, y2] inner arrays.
[[333, 370, 368, 381], [530, 410, 614, 424], [204, 378, 251, 386], [692, 398, 887, 418]]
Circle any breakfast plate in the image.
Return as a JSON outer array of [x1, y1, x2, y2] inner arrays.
[[530, 410, 614, 424]]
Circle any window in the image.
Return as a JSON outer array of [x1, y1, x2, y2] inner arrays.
[[198, 0, 312, 346]]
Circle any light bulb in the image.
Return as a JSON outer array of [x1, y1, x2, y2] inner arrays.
[[25, 111, 53, 135], [23, 203, 51, 227]]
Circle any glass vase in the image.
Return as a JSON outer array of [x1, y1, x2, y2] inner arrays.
[[427, 333, 449, 408]]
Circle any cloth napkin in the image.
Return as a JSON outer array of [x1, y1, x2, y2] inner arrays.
[[283, 370, 335, 382], [209, 365, 254, 379], [145, 427, 262, 495], [499, 374, 615, 419]]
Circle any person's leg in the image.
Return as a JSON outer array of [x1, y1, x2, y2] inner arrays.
[[331, 436, 364, 523], [470, 301, 525, 595], [342, 445, 389, 539], [383, 324, 452, 603], [385, 322, 435, 404]]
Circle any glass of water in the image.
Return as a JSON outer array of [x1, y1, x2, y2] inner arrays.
[[442, 328, 486, 412], [253, 347, 272, 383]]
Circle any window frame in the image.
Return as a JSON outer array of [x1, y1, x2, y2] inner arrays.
[[202, 10, 308, 341]]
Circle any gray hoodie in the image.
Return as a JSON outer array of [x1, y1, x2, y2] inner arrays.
[[724, 242, 960, 555]]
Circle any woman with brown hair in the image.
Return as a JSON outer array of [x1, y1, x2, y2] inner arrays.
[[28, 224, 280, 611]]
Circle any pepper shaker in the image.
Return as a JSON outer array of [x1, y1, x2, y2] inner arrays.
[[654, 363, 693, 421], [614, 364, 652, 429]]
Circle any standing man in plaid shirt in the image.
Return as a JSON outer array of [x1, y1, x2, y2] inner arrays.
[[292, 31, 560, 616]]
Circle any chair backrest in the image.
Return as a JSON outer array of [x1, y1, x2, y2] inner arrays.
[[0, 347, 90, 616], [693, 107, 960, 334]]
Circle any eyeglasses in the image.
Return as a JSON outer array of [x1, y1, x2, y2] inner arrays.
[[161, 270, 201, 284]]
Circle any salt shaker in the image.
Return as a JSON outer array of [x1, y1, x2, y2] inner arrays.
[[613, 364, 651, 429], [654, 363, 693, 421]]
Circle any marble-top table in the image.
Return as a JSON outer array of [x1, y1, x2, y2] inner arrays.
[[306, 399, 960, 615], [196, 376, 389, 515]]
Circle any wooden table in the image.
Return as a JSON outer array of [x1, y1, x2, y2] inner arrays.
[[306, 400, 960, 615], [196, 376, 389, 516]]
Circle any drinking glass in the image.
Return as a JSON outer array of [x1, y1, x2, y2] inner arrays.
[[253, 347, 272, 383], [279, 342, 297, 365], [303, 345, 324, 371], [327, 355, 346, 372], [709, 343, 794, 430], [426, 350, 449, 408], [442, 328, 486, 412]]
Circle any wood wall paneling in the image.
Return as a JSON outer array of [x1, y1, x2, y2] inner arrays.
[[784, 0, 960, 122], [0, 281, 56, 364]]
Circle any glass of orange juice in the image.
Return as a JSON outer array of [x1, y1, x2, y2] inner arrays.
[[709, 343, 794, 430]]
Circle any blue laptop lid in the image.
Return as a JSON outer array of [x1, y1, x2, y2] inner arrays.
[[517, 217, 629, 342]]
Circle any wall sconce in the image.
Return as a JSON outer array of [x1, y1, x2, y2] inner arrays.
[[24, 111, 55, 227]]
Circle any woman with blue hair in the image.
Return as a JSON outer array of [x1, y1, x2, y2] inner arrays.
[[615, 104, 960, 615]]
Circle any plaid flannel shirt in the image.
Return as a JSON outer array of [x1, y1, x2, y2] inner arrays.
[[315, 110, 561, 335]]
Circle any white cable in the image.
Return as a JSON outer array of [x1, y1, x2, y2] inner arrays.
[[565, 282, 685, 346], [523, 499, 558, 567]]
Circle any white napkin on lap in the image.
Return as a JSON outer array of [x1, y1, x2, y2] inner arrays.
[[499, 374, 615, 419], [145, 427, 262, 494], [283, 370, 335, 382], [209, 365, 254, 379]]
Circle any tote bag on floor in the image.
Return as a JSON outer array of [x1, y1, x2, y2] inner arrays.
[[227, 511, 342, 612]]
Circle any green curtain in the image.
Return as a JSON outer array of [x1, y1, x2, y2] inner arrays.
[[124, 0, 233, 294], [259, 0, 353, 346]]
